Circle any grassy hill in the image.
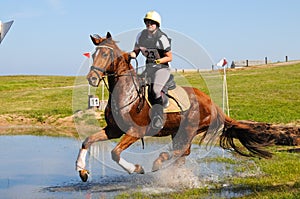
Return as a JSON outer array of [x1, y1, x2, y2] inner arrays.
[[0, 75, 75, 120], [176, 62, 300, 124], [0, 62, 299, 125], [226, 63, 300, 124]]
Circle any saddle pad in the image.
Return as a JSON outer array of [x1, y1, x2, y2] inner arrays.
[[146, 86, 191, 113]]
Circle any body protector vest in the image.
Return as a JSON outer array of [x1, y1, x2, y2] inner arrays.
[[136, 29, 171, 67]]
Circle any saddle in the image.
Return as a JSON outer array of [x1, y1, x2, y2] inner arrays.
[[142, 74, 191, 113]]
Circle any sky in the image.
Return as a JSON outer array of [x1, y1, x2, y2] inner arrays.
[[0, 0, 299, 75]]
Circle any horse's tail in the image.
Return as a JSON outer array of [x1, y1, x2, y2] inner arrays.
[[219, 108, 272, 159]]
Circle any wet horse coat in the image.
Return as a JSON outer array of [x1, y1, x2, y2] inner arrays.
[[75, 32, 272, 182]]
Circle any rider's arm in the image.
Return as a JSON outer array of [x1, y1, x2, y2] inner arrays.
[[155, 51, 172, 64], [130, 34, 142, 58], [130, 48, 140, 58]]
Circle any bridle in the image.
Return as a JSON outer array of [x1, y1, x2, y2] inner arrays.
[[89, 45, 115, 86], [88, 45, 144, 112]]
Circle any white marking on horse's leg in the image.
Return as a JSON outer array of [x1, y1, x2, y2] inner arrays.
[[75, 148, 88, 171], [118, 158, 136, 174]]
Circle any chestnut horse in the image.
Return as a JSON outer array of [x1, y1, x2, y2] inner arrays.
[[75, 32, 272, 182]]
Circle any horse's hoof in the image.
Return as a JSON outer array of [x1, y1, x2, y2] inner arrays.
[[79, 170, 89, 182], [152, 161, 162, 172], [134, 164, 145, 174], [152, 152, 170, 172]]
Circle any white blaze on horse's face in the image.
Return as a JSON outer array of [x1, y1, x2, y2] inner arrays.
[[93, 46, 111, 67]]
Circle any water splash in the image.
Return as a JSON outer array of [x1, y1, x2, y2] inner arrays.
[[48, 144, 260, 199]]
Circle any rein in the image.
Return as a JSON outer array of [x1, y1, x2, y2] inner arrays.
[[89, 45, 144, 112]]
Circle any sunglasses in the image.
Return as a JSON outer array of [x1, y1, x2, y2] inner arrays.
[[144, 19, 157, 25]]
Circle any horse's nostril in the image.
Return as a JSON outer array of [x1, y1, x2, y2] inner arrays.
[[88, 76, 99, 87]]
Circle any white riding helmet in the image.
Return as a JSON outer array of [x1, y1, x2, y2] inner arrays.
[[144, 11, 161, 27]]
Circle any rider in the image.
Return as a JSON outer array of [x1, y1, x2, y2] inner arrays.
[[130, 11, 172, 130]]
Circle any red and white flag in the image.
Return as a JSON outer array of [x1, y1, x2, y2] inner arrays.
[[216, 58, 228, 67]]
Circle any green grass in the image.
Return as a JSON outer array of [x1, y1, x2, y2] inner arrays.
[[233, 151, 300, 199], [0, 63, 299, 124], [0, 75, 75, 119], [226, 64, 300, 124], [175, 63, 300, 124]]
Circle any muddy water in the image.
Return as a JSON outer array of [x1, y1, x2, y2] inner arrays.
[[0, 135, 254, 198]]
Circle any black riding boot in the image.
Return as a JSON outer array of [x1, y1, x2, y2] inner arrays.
[[150, 96, 164, 130]]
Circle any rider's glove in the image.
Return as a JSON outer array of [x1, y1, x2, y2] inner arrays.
[[155, 59, 161, 64]]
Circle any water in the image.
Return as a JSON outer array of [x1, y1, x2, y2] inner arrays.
[[0, 135, 81, 198], [0, 135, 255, 198]]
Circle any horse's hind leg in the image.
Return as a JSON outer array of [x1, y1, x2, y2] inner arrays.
[[152, 130, 194, 172], [152, 144, 192, 172], [75, 128, 113, 182]]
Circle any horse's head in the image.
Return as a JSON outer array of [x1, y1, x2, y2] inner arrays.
[[87, 32, 131, 87]]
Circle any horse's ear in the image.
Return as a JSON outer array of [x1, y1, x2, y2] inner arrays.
[[106, 32, 112, 40], [90, 34, 102, 45]]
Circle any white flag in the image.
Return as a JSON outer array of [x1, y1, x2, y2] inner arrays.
[[0, 20, 14, 44], [216, 58, 228, 67]]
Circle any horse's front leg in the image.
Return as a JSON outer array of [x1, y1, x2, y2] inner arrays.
[[111, 133, 145, 174], [75, 129, 109, 182]]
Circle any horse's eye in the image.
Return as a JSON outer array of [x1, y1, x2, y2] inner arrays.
[[102, 53, 108, 58]]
